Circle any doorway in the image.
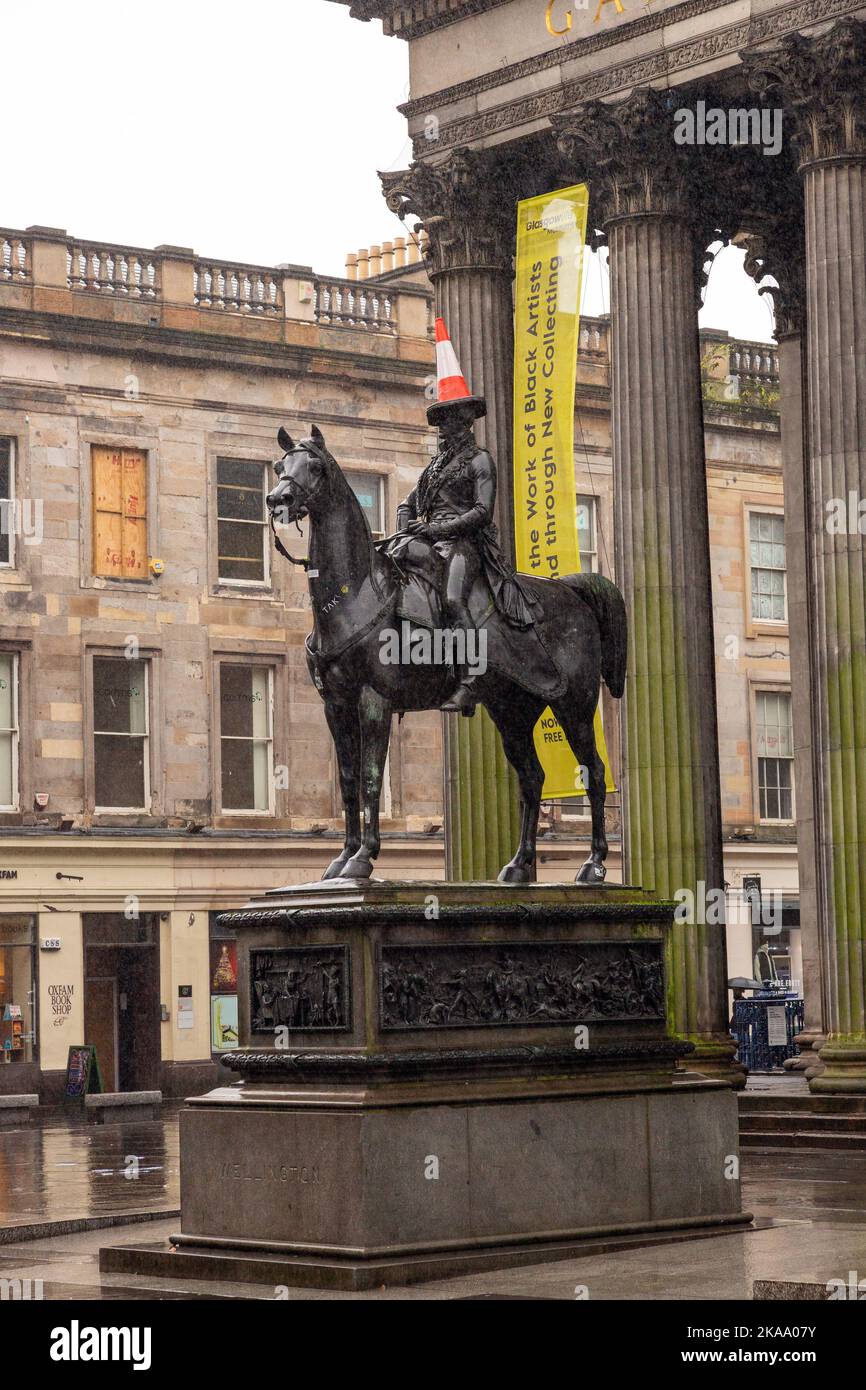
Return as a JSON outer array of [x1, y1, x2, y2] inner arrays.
[[83, 914, 160, 1092]]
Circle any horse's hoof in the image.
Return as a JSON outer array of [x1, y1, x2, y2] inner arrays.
[[575, 859, 606, 885], [322, 856, 351, 880], [498, 863, 532, 884], [341, 854, 374, 880]]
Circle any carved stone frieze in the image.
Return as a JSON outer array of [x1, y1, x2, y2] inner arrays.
[[378, 941, 665, 1030], [401, 0, 861, 157], [250, 945, 351, 1033]]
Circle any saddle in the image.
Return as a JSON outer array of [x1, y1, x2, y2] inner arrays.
[[386, 537, 565, 703]]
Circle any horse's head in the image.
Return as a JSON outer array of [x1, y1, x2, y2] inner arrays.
[[267, 424, 332, 525]]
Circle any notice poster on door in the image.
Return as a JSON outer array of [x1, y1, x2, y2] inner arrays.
[[64, 1045, 104, 1099], [766, 1006, 788, 1047], [211, 995, 239, 1051]]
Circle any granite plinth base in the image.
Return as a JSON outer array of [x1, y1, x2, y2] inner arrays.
[[103, 882, 749, 1289], [101, 1213, 754, 1293]]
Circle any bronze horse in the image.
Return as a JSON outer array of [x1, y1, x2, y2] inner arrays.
[[266, 426, 626, 884]]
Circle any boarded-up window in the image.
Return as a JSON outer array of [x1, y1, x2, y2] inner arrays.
[[92, 447, 147, 579]]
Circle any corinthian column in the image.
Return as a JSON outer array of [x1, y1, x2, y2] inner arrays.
[[747, 19, 866, 1092], [739, 208, 828, 1076], [382, 148, 525, 880], [555, 92, 739, 1080]]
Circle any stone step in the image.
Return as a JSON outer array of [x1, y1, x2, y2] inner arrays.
[[740, 1129, 866, 1150], [739, 1092, 866, 1114], [740, 1110, 866, 1133]]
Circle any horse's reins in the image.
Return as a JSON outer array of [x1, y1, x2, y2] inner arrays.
[[269, 512, 309, 570], [269, 446, 411, 572], [267, 446, 329, 571]]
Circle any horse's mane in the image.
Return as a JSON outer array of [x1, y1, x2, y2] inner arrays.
[[300, 436, 391, 594]]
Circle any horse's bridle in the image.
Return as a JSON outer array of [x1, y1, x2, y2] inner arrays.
[[267, 444, 329, 571]]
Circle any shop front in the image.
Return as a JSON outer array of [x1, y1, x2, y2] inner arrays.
[[0, 913, 38, 1094], [0, 831, 446, 1102]]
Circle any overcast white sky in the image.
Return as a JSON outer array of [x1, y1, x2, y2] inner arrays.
[[4, 0, 775, 343]]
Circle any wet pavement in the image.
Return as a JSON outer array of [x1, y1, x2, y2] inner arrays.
[[0, 1081, 862, 1299], [0, 1116, 178, 1234]]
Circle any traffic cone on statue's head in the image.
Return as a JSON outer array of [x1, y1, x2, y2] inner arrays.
[[427, 317, 487, 425]]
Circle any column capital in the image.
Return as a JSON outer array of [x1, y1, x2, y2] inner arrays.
[[737, 214, 806, 339], [554, 88, 694, 224], [554, 88, 733, 307], [743, 17, 866, 168], [380, 147, 517, 278]]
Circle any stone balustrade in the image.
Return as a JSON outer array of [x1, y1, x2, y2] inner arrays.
[[730, 343, 779, 383], [67, 239, 159, 298], [0, 231, 30, 282], [579, 321, 608, 353], [0, 226, 432, 354], [314, 275, 395, 332], [194, 259, 282, 314]]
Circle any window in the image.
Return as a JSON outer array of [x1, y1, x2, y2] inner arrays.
[[0, 653, 18, 810], [576, 495, 598, 573], [220, 664, 273, 812], [756, 690, 794, 821], [92, 447, 148, 579], [93, 657, 150, 810], [0, 438, 13, 568], [346, 472, 384, 539], [0, 916, 37, 1065], [217, 458, 269, 584], [750, 512, 786, 622]]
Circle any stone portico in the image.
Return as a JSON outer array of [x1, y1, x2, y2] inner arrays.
[[338, 0, 866, 1092]]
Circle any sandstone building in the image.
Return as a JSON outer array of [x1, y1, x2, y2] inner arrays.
[[0, 221, 792, 1098]]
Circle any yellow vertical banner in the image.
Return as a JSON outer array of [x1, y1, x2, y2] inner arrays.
[[512, 184, 614, 798]]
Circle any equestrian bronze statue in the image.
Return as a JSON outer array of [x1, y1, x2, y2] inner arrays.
[[266, 324, 626, 885]]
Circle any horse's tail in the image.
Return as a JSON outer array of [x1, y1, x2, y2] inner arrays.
[[561, 572, 627, 698]]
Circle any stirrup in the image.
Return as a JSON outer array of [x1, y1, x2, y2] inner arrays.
[[441, 682, 477, 715]]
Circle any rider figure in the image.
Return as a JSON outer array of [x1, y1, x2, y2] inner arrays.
[[390, 319, 536, 714]]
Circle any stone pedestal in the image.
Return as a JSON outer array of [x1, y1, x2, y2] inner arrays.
[[101, 881, 748, 1290]]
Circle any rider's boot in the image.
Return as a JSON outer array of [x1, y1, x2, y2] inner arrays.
[[441, 675, 478, 715], [440, 601, 480, 715]]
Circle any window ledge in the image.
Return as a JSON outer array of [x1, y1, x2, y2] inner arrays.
[[84, 577, 158, 593], [211, 585, 277, 601], [746, 622, 789, 640]]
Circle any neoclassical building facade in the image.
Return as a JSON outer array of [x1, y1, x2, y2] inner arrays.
[[339, 0, 866, 1093]]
